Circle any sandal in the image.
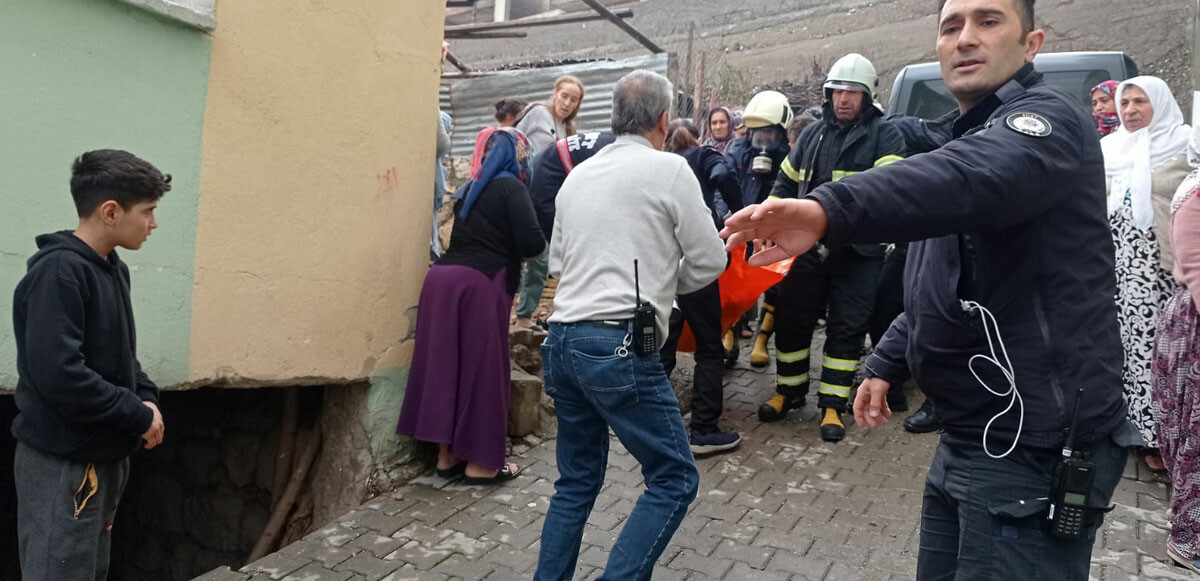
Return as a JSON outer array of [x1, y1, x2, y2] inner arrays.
[[1167, 544, 1200, 573], [462, 464, 522, 486], [436, 462, 466, 479]]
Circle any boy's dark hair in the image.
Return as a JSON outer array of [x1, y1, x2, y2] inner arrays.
[[939, 0, 1035, 37], [494, 97, 529, 123], [70, 150, 171, 217]]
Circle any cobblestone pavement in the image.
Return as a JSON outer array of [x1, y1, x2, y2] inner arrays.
[[199, 347, 1187, 581]]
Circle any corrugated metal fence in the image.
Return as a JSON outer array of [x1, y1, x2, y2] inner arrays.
[[440, 53, 670, 157]]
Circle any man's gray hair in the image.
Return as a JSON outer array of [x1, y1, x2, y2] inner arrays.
[[611, 70, 674, 136]]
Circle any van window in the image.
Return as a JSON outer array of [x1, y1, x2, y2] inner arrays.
[[908, 80, 956, 119], [906, 69, 1116, 118]]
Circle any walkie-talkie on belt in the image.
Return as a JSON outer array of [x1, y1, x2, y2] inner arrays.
[[632, 260, 657, 355], [1047, 387, 1096, 540]]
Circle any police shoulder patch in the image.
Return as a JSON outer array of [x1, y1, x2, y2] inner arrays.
[[1004, 112, 1052, 137]]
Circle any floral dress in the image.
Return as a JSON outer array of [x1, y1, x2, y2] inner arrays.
[[1151, 169, 1200, 560], [1111, 193, 1172, 448]]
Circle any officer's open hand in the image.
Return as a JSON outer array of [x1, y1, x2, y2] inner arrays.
[[719, 199, 828, 266], [853, 377, 892, 429]]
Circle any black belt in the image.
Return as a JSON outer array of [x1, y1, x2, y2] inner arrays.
[[573, 319, 632, 329]]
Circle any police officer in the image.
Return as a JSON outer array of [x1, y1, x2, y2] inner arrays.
[[721, 0, 1133, 577], [723, 91, 793, 363], [755, 54, 905, 444]]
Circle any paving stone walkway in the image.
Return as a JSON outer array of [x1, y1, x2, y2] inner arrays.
[[198, 346, 1188, 581]]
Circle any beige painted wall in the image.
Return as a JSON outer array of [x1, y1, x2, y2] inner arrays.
[[190, 0, 444, 383]]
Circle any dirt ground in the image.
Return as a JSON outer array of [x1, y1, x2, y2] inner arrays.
[[452, 0, 1193, 115]]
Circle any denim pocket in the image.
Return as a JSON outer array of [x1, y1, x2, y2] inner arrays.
[[571, 350, 639, 410], [540, 342, 558, 397]]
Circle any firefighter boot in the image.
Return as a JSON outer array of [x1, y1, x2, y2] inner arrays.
[[750, 306, 775, 368], [820, 408, 846, 442], [722, 329, 739, 368], [757, 393, 804, 422]]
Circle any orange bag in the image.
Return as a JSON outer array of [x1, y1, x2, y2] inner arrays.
[[677, 245, 792, 352]]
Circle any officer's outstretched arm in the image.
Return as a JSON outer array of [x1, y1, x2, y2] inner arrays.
[[809, 97, 1090, 247]]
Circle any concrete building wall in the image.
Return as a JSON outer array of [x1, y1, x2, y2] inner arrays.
[[187, 0, 446, 462], [0, 0, 212, 389]]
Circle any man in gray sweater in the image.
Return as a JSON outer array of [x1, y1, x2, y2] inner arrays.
[[534, 70, 727, 581]]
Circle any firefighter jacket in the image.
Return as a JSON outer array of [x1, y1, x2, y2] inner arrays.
[[727, 129, 790, 209], [809, 64, 1126, 451], [771, 99, 906, 256]]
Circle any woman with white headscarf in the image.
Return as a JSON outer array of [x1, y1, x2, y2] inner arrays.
[[1102, 76, 1192, 470]]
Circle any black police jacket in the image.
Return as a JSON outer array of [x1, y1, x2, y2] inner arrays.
[[884, 111, 956, 264], [809, 64, 1126, 450], [772, 100, 906, 257]]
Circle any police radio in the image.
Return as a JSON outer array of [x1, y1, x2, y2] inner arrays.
[[1047, 387, 1095, 540], [632, 260, 657, 355]]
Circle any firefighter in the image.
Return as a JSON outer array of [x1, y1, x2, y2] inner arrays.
[[722, 91, 793, 364], [756, 54, 906, 443]]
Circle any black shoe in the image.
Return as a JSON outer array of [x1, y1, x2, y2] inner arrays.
[[689, 429, 742, 456], [819, 408, 845, 442], [903, 399, 940, 434], [887, 389, 910, 413]]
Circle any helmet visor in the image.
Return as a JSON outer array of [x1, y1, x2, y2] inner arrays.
[[750, 127, 783, 151], [824, 80, 869, 94]]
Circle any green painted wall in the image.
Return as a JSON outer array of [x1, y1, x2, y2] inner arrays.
[[0, 0, 211, 389], [368, 367, 417, 470]]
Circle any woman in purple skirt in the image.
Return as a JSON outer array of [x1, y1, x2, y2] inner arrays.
[[1151, 130, 1200, 572], [397, 127, 544, 484]]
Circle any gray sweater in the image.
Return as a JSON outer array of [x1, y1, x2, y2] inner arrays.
[[548, 135, 727, 348], [516, 104, 566, 156]]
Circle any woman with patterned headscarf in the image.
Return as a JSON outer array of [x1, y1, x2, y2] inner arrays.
[[398, 127, 545, 485], [1092, 80, 1120, 137], [1102, 76, 1192, 472], [702, 106, 736, 155]]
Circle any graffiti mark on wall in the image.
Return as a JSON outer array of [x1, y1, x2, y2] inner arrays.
[[377, 167, 398, 199]]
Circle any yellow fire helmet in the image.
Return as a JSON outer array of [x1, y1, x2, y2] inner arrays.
[[742, 90, 794, 129]]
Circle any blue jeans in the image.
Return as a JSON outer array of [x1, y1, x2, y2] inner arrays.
[[535, 322, 698, 581], [917, 433, 1128, 580]]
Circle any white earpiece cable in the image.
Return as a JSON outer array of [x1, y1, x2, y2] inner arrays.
[[961, 300, 1024, 459]]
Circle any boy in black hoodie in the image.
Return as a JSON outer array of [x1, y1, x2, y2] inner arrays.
[[11, 150, 170, 581]]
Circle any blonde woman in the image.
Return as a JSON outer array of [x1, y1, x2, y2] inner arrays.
[[515, 75, 584, 328]]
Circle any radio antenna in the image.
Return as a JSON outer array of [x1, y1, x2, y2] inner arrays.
[[1062, 387, 1085, 458], [634, 259, 641, 305]]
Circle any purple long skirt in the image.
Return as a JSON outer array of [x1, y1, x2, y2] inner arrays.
[[396, 264, 512, 470], [1152, 286, 1200, 560]]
